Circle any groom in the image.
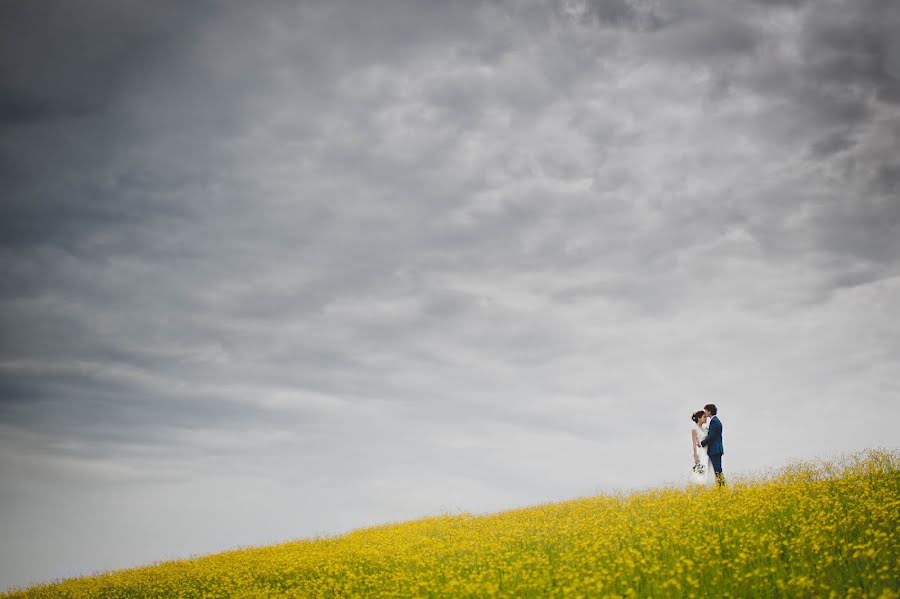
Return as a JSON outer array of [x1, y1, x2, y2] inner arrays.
[[700, 403, 725, 487]]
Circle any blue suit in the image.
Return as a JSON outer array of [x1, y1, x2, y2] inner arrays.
[[701, 416, 724, 456], [701, 416, 724, 480]]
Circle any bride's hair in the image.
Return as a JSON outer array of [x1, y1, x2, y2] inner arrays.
[[691, 410, 705, 423]]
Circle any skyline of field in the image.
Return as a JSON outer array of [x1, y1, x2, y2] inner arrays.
[[4, 450, 897, 597]]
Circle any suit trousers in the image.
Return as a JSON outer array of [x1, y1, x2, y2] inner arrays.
[[709, 453, 723, 475]]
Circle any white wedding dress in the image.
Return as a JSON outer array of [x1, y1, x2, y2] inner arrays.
[[690, 422, 713, 486]]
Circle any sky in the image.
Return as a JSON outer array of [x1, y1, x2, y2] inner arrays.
[[1, 0, 899, 590]]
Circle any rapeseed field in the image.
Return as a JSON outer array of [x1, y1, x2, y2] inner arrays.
[[4, 450, 898, 598]]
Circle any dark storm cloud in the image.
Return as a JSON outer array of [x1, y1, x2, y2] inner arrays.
[[636, 0, 900, 277], [0, 0, 896, 461], [804, 1, 900, 103], [0, 0, 213, 250], [0, 0, 167, 125], [752, 1, 899, 128], [1, 0, 898, 590]]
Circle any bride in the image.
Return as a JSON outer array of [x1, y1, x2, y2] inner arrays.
[[690, 410, 713, 486]]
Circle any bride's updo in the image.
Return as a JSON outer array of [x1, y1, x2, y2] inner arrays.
[[691, 410, 705, 423]]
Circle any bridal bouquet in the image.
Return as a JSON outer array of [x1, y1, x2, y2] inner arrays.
[[692, 463, 706, 476]]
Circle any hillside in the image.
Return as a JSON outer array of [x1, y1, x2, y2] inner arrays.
[[5, 450, 898, 598]]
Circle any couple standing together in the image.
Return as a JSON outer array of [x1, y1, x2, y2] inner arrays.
[[690, 403, 725, 487]]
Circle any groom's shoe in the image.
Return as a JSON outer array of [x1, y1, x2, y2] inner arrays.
[[715, 473, 726, 487]]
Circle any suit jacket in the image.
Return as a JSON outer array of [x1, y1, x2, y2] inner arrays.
[[701, 415, 724, 456]]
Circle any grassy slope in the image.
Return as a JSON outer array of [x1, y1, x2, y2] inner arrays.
[[4, 450, 898, 598]]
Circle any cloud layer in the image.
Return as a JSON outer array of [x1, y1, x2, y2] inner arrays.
[[1, 0, 899, 590]]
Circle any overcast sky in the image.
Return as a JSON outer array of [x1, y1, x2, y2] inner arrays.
[[1, 0, 899, 590]]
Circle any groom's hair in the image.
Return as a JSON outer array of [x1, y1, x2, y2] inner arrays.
[[704, 403, 718, 415], [691, 410, 705, 423]]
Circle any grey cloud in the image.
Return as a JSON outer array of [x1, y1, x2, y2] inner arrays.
[[809, 131, 856, 157], [801, 1, 900, 103], [582, 0, 644, 28], [642, 15, 762, 61], [0, 0, 174, 125], [0, 88, 96, 126], [876, 163, 900, 195], [716, 1, 900, 274], [751, 0, 807, 6], [566, 0, 689, 32], [750, 1, 899, 116]]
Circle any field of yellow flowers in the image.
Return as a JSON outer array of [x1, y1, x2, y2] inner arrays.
[[4, 450, 898, 598]]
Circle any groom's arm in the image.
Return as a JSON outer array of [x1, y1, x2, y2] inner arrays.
[[701, 419, 721, 448]]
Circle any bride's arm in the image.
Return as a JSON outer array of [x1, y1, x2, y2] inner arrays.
[[691, 429, 699, 464]]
